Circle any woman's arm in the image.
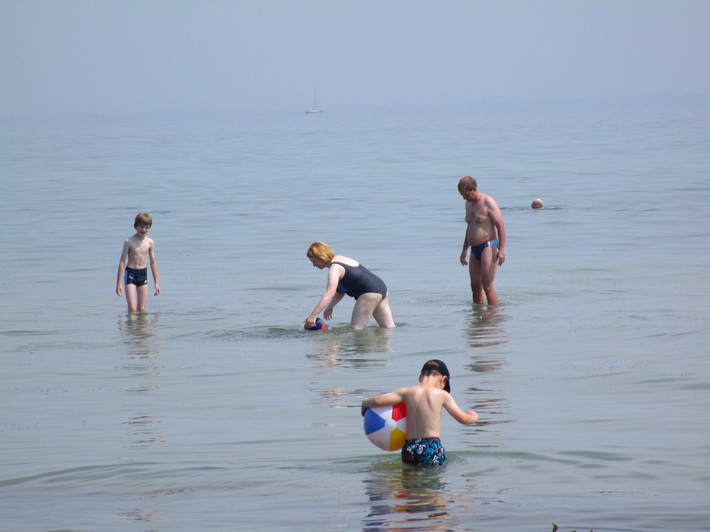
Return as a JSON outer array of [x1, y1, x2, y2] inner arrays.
[[305, 264, 344, 327], [323, 291, 344, 320]]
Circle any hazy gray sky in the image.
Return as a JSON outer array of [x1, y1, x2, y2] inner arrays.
[[1, 0, 708, 116]]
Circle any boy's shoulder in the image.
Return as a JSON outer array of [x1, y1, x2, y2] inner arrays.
[[400, 383, 445, 398], [126, 235, 154, 247]]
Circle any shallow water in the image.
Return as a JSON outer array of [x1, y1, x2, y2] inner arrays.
[[1, 95, 709, 531]]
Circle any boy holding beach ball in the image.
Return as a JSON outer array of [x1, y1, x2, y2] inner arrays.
[[361, 360, 478, 466]]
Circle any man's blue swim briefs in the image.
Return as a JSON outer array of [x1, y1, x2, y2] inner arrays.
[[470, 239, 499, 261], [401, 437, 446, 467], [124, 267, 148, 287]]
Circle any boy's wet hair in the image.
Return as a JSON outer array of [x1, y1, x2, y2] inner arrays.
[[421, 359, 451, 393], [134, 213, 153, 228]]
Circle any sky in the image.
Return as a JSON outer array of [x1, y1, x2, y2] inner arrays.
[[1, 0, 708, 116]]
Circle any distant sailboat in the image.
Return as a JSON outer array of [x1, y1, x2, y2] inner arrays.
[[305, 89, 322, 114]]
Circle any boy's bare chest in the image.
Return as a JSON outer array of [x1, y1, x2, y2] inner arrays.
[[128, 238, 150, 256]]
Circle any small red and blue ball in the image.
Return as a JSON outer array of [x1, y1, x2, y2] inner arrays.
[[305, 317, 327, 331]]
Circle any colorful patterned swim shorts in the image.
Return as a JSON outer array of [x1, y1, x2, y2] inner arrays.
[[401, 437, 446, 467]]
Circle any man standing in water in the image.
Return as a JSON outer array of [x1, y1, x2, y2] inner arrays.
[[458, 176, 506, 305]]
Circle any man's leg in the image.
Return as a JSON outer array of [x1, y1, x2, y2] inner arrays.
[[468, 257, 485, 304], [480, 247, 499, 306]]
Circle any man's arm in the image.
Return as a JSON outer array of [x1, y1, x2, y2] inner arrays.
[[460, 203, 472, 266], [487, 197, 506, 265], [460, 224, 470, 266]]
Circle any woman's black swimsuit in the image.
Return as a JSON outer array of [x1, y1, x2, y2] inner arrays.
[[332, 262, 387, 300]]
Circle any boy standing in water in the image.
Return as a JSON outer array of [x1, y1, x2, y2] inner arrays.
[[116, 213, 160, 312], [361, 360, 478, 466]]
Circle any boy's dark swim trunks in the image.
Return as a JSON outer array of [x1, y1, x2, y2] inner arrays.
[[124, 267, 148, 287]]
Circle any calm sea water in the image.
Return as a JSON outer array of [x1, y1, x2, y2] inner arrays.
[[1, 95, 709, 531]]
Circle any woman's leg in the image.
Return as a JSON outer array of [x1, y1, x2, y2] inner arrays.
[[350, 293, 382, 329], [372, 295, 395, 328], [352, 293, 395, 329]]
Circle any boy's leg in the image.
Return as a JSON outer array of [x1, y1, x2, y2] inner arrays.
[[135, 284, 149, 312], [124, 284, 138, 312]]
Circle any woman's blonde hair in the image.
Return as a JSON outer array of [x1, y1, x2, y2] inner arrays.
[[306, 241, 335, 262]]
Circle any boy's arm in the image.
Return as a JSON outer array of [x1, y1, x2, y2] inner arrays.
[[442, 393, 478, 425], [149, 241, 160, 296], [361, 390, 404, 417], [116, 241, 129, 296]]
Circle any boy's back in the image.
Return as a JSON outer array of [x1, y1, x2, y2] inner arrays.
[[396, 384, 449, 439]]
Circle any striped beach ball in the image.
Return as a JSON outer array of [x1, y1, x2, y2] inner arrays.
[[363, 401, 408, 451]]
